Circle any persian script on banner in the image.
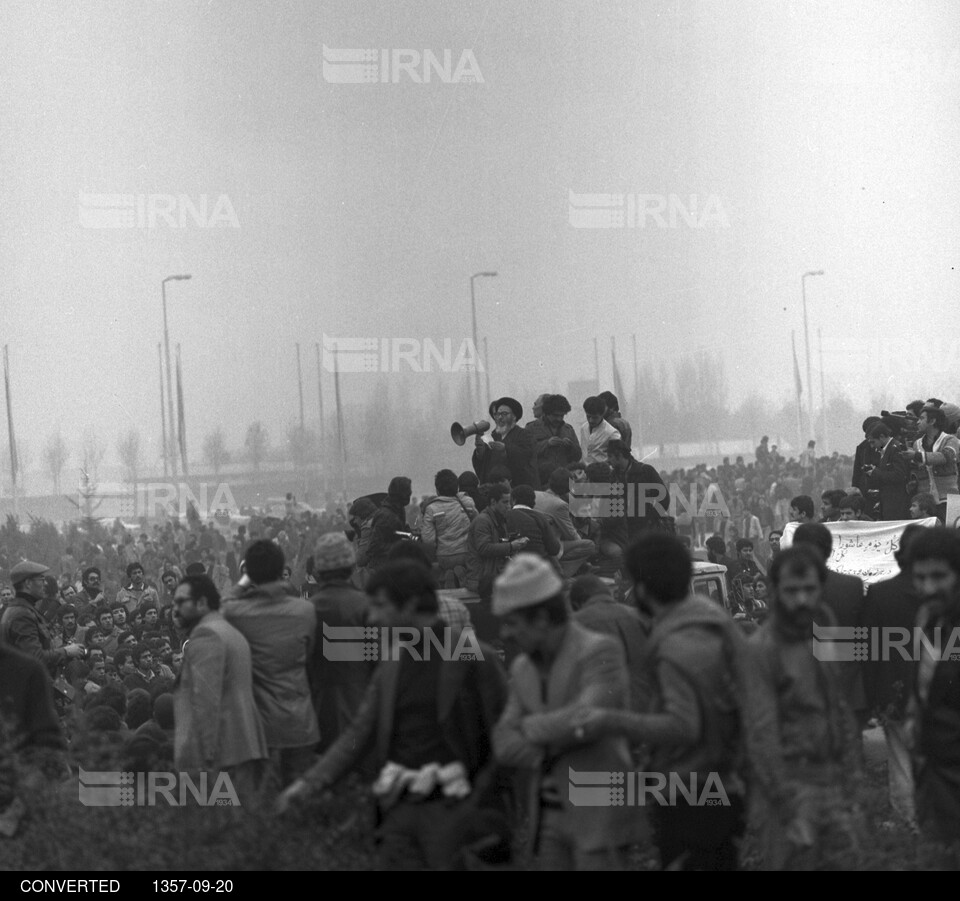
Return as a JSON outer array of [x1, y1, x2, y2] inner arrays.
[[781, 518, 940, 585]]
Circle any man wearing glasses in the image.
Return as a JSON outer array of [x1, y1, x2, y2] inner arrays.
[[473, 396, 540, 489], [0, 561, 86, 677]]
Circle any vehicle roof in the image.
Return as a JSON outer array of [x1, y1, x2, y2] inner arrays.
[[692, 561, 727, 575]]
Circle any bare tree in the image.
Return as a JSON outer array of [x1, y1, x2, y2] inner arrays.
[[42, 432, 69, 494], [81, 429, 107, 482], [244, 422, 269, 472], [203, 428, 231, 475]]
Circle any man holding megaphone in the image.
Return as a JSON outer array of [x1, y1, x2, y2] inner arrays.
[[471, 397, 541, 490]]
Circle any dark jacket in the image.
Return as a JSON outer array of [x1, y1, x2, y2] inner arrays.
[[573, 594, 651, 713], [300, 633, 507, 790], [465, 507, 512, 597], [622, 458, 672, 540], [366, 499, 409, 571], [863, 570, 921, 720], [473, 426, 540, 490], [0, 594, 70, 677], [505, 506, 561, 561], [307, 578, 374, 751], [525, 419, 581, 487], [818, 571, 867, 714], [866, 438, 912, 521], [0, 644, 66, 758]]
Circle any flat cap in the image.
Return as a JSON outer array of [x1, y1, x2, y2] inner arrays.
[[492, 553, 564, 616], [314, 532, 357, 572], [9, 560, 50, 583]]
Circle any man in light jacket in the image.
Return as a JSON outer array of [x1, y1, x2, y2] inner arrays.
[[222, 541, 319, 794], [173, 575, 268, 806]]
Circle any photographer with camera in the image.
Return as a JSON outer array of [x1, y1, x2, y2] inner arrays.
[[0, 561, 86, 679]]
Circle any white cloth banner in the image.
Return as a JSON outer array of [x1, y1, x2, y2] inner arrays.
[[780, 518, 940, 585]]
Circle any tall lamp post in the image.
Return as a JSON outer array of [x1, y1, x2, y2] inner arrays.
[[801, 270, 823, 439], [470, 271, 497, 411], [162, 274, 191, 476]]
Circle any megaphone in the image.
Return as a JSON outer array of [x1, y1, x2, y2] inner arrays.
[[451, 420, 490, 446]]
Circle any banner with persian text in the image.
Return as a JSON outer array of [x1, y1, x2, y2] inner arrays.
[[781, 517, 939, 585]]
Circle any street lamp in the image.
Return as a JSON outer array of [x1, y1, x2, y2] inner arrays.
[[162, 275, 191, 476], [801, 270, 823, 440], [470, 271, 497, 412]]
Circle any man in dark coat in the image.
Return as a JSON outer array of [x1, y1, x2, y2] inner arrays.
[[278, 560, 508, 871], [863, 523, 926, 829], [607, 439, 673, 542], [366, 477, 412, 573], [525, 394, 581, 487], [852, 417, 883, 518], [792, 524, 867, 735], [864, 423, 912, 521], [306, 533, 373, 752], [0, 561, 85, 678], [0, 643, 67, 793], [473, 397, 540, 490], [908, 528, 960, 842]]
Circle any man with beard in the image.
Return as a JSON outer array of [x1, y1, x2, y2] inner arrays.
[[863, 524, 926, 830], [570, 533, 749, 870], [0, 561, 85, 678], [908, 528, 960, 842], [526, 395, 582, 488], [744, 546, 864, 870], [115, 563, 160, 615], [791, 523, 868, 737], [172, 575, 268, 806], [76, 567, 107, 617], [474, 396, 540, 490], [159, 570, 179, 611]]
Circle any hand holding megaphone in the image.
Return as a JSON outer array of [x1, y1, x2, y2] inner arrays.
[[451, 419, 491, 446]]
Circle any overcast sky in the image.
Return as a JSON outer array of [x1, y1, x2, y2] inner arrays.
[[1, 0, 957, 472]]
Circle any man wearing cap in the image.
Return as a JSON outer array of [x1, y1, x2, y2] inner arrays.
[[904, 403, 960, 524], [492, 554, 643, 870], [223, 540, 320, 793], [306, 532, 373, 752], [473, 396, 540, 490], [580, 396, 621, 466], [1, 561, 86, 678], [526, 394, 582, 488]]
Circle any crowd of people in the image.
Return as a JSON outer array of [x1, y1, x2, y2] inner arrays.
[[1, 390, 960, 869]]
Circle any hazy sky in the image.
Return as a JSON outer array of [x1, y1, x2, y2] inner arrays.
[[1, 0, 957, 472]]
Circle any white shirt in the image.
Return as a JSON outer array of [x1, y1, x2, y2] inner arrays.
[[579, 419, 621, 465]]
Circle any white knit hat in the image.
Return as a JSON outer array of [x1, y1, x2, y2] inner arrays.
[[492, 554, 564, 616]]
